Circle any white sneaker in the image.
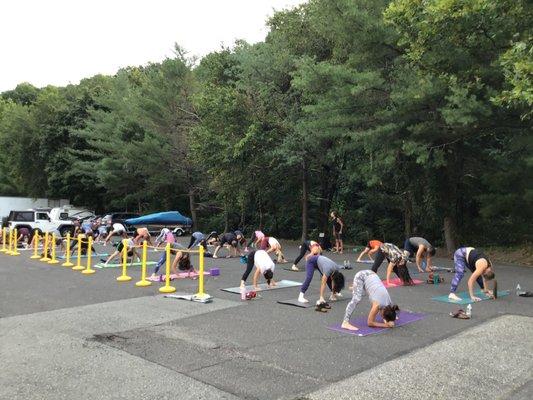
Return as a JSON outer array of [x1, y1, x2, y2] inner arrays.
[[291, 265, 299, 271], [298, 293, 309, 303]]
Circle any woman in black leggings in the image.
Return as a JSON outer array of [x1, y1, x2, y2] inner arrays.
[[290, 240, 321, 271]]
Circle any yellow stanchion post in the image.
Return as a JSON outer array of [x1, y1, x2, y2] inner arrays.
[[6, 229, 13, 255], [72, 234, 84, 271], [116, 239, 132, 282], [40, 232, 51, 262], [47, 233, 59, 264], [194, 245, 211, 301], [159, 243, 176, 293], [82, 236, 95, 275], [11, 228, 20, 256], [135, 241, 151, 287], [62, 232, 74, 267], [0, 227, 7, 253], [30, 231, 41, 259]]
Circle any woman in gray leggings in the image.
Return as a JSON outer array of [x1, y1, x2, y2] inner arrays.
[[341, 270, 400, 331]]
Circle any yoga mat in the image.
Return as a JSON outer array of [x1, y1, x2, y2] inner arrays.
[[382, 278, 424, 288], [282, 267, 303, 272], [432, 290, 510, 305], [58, 253, 109, 259], [277, 299, 311, 308], [93, 261, 157, 269], [277, 295, 350, 309], [220, 279, 301, 294], [147, 271, 211, 282], [327, 311, 426, 337], [356, 260, 374, 264], [430, 266, 455, 273]]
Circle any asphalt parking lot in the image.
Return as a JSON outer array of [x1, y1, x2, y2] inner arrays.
[[0, 238, 532, 400]]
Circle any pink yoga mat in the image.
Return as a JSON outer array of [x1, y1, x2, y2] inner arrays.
[[147, 271, 210, 282], [327, 311, 426, 337], [382, 278, 424, 288]]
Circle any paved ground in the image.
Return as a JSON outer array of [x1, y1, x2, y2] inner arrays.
[[0, 238, 532, 399]]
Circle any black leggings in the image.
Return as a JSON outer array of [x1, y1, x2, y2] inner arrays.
[[241, 250, 256, 282], [371, 249, 412, 283], [293, 242, 310, 265]]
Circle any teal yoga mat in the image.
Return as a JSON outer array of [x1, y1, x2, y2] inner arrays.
[[94, 261, 157, 269], [432, 290, 510, 305], [58, 253, 109, 259]]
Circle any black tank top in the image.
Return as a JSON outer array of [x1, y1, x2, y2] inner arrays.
[[467, 249, 488, 269]]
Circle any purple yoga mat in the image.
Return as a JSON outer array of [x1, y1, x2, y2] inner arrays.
[[327, 311, 426, 337]]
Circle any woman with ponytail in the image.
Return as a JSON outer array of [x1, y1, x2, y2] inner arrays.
[[341, 270, 400, 331]]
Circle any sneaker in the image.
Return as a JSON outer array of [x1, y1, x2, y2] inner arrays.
[[291, 265, 299, 271]]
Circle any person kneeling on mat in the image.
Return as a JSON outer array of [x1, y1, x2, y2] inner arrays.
[[298, 255, 345, 304], [101, 232, 139, 266], [356, 240, 383, 262], [241, 249, 276, 290], [291, 240, 321, 271], [403, 236, 436, 272], [449, 247, 495, 302], [341, 270, 400, 331], [371, 243, 413, 286]]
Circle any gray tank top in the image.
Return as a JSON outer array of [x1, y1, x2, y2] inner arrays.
[[364, 272, 392, 307]]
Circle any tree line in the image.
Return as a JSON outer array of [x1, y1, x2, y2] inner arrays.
[[0, 0, 531, 253]]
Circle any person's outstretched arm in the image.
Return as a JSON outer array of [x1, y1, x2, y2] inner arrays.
[[319, 274, 328, 303], [357, 248, 368, 261], [416, 246, 425, 271]]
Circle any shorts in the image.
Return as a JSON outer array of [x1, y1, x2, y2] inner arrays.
[[334, 231, 343, 240]]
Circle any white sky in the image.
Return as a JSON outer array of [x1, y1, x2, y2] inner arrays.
[[0, 0, 306, 92]]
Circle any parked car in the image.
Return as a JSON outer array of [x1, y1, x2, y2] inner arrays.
[[7, 209, 75, 237]]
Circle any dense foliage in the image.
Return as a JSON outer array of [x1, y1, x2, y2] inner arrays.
[[1, 0, 531, 251]]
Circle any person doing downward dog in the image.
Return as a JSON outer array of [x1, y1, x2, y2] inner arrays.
[[248, 230, 265, 249], [341, 270, 400, 331], [240, 250, 276, 290], [291, 240, 321, 271], [298, 255, 345, 304], [403, 237, 436, 272], [133, 227, 152, 245], [212, 232, 243, 258], [259, 236, 287, 263], [188, 231, 217, 249], [371, 243, 413, 286], [449, 247, 495, 302], [104, 223, 127, 245], [356, 240, 383, 262], [155, 228, 175, 248], [101, 233, 140, 266]]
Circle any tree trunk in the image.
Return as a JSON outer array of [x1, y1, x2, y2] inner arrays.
[[403, 193, 413, 238], [224, 201, 229, 233], [301, 159, 309, 241], [188, 189, 197, 231], [443, 216, 457, 255]]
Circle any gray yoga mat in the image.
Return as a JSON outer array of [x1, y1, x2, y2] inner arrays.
[[220, 279, 301, 294]]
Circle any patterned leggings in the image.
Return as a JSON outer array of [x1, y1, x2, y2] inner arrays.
[[450, 248, 484, 293], [343, 270, 374, 322]]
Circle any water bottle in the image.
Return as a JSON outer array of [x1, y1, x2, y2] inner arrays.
[[347, 260, 351, 269], [466, 304, 472, 318], [343, 260, 347, 268], [240, 285, 246, 301], [434, 272, 439, 286], [516, 284, 521, 295]]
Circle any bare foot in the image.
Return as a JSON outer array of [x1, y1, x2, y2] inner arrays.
[[341, 321, 359, 331], [448, 293, 461, 301]]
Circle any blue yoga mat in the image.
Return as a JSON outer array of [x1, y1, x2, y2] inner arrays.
[[432, 290, 510, 305]]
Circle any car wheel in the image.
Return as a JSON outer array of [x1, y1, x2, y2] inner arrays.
[[60, 226, 74, 238], [174, 228, 184, 237]]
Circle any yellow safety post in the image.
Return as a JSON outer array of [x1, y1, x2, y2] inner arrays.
[[159, 242, 176, 293], [30, 231, 41, 259], [0, 227, 7, 253], [72, 234, 84, 271], [62, 232, 74, 267], [47, 233, 59, 264], [11, 228, 20, 256], [135, 241, 151, 287], [194, 245, 210, 300], [6, 229, 13, 255], [116, 239, 132, 282], [40, 232, 51, 262], [82, 236, 95, 275]]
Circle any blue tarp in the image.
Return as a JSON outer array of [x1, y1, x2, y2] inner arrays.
[[125, 211, 192, 226]]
